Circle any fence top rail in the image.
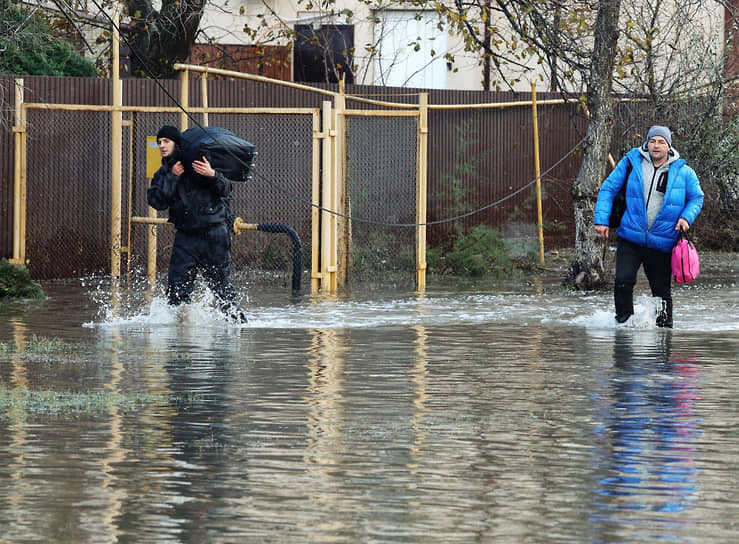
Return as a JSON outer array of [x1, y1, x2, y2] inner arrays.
[[175, 63, 339, 97], [343, 109, 420, 117], [22, 102, 320, 115], [173, 63, 587, 112], [175, 63, 422, 110], [428, 98, 582, 110]]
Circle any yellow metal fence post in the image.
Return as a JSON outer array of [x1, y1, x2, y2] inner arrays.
[[11, 78, 26, 266], [416, 93, 429, 291], [201, 72, 209, 127], [320, 101, 336, 292], [334, 83, 346, 291], [123, 114, 134, 281], [111, 6, 122, 280], [180, 69, 189, 130], [311, 111, 321, 293], [531, 82, 545, 265]]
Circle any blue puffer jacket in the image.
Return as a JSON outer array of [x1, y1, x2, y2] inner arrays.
[[594, 147, 704, 252]]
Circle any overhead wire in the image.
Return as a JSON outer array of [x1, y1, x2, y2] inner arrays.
[[84, 0, 585, 229], [306, 135, 586, 228], [87, 0, 210, 130]]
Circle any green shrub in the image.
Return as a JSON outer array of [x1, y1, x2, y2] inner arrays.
[[0, 259, 44, 299], [0, 4, 97, 76], [429, 226, 511, 277]]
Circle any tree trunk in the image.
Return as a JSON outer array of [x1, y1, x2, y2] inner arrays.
[[124, 0, 206, 79], [566, 0, 623, 290]]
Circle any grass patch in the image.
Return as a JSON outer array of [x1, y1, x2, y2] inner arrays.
[[26, 335, 75, 354], [0, 335, 81, 362], [0, 387, 168, 416], [0, 387, 209, 417]]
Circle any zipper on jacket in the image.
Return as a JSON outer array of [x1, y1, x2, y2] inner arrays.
[[644, 163, 669, 249], [645, 169, 658, 210], [643, 168, 656, 246]]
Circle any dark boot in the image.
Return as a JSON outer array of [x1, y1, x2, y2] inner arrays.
[[656, 297, 673, 328], [220, 302, 248, 324], [614, 282, 634, 323]]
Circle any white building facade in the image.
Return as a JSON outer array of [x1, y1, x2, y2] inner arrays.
[[196, 0, 730, 92], [197, 0, 546, 90]]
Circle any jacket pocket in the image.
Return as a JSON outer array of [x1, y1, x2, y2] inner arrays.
[[198, 203, 227, 225]]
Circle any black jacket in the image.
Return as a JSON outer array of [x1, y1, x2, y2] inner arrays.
[[147, 153, 232, 232]]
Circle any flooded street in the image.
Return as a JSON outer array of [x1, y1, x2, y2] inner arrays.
[[1, 258, 737, 543]]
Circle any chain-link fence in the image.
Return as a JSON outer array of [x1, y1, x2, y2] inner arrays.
[[25, 108, 115, 278], [19, 101, 578, 288], [345, 114, 418, 286], [23, 107, 319, 293], [5, 74, 602, 291], [128, 111, 316, 290]]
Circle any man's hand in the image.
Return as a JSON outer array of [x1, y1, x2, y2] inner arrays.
[[594, 224, 609, 239], [192, 156, 216, 178], [676, 218, 690, 231], [172, 161, 184, 176]]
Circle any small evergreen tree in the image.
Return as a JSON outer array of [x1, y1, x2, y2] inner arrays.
[[0, 259, 44, 299], [0, 4, 97, 76]]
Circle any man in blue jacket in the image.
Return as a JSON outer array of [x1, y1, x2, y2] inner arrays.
[[147, 125, 247, 323], [594, 125, 704, 328]]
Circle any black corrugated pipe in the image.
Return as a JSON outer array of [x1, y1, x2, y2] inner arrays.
[[256, 224, 302, 294]]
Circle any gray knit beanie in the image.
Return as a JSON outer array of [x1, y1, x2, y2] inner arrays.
[[646, 125, 672, 147]]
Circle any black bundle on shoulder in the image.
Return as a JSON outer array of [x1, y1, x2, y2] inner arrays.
[[181, 126, 256, 182], [609, 160, 632, 228]]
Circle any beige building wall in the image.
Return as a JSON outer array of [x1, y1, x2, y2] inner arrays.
[[194, 0, 727, 92], [29, 0, 729, 90], [197, 0, 527, 89]]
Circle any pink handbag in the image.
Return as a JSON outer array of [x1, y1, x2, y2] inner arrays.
[[672, 229, 700, 283]]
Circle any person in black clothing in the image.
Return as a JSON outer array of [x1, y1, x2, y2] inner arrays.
[[147, 125, 246, 323]]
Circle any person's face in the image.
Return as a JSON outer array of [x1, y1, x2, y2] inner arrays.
[[158, 137, 176, 158], [647, 136, 669, 164]]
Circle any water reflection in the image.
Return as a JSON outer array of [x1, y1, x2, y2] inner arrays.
[[149, 329, 243, 542], [410, 324, 429, 438], [591, 330, 701, 540], [304, 329, 349, 533], [6, 320, 32, 542], [88, 329, 127, 544], [1, 276, 738, 543]]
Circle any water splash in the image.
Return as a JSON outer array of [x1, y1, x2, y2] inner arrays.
[[82, 274, 249, 329], [79, 273, 737, 333], [219, 293, 658, 330], [242, 290, 738, 332], [571, 295, 661, 330]]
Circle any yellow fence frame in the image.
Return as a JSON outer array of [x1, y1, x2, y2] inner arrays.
[[11, 64, 576, 294], [341, 100, 428, 289]]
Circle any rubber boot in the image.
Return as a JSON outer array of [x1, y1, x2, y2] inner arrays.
[[656, 297, 673, 328], [614, 282, 634, 323], [231, 308, 248, 324], [220, 302, 248, 324]]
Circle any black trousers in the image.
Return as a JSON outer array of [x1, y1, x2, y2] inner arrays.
[[167, 224, 237, 306], [614, 237, 671, 321]]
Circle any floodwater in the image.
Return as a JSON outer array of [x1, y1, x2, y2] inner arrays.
[[1, 258, 737, 543]]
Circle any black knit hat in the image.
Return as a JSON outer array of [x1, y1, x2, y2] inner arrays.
[[156, 125, 182, 146]]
